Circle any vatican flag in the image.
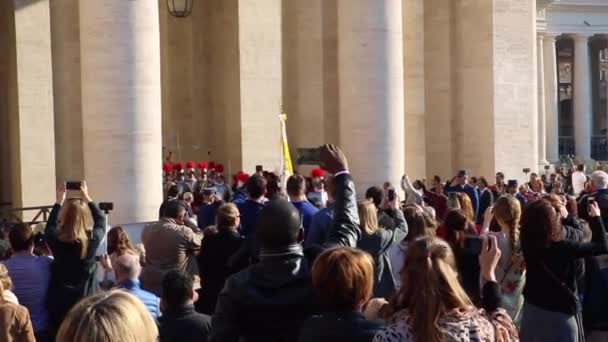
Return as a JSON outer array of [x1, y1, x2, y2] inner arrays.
[[279, 112, 294, 177]]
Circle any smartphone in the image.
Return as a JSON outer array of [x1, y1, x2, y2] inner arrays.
[[256, 165, 263, 173], [296, 147, 322, 165], [387, 188, 396, 202], [99, 202, 114, 212], [588, 197, 596, 206], [447, 192, 460, 209], [66, 181, 82, 190], [464, 236, 483, 255]]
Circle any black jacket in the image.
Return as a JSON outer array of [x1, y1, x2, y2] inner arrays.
[[579, 189, 608, 230], [298, 311, 383, 342], [357, 208, 407, 298], [476, 188, 494, 224], [45, 202, 106, 331], [208, 173, 361, 342], [196, 229, 246, 315], [159, 304, 212, 342]]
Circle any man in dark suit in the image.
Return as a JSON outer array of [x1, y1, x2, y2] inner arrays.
[[445, 170, 480, 219], [476, 177, 494, 224]]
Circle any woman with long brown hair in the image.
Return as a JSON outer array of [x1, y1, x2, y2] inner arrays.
[[44, 182, 105, 336], [107, 226, 137, 261], [520, 198, 607, 342], [374, 236, 518, 342], [490, 195, 525, 325], [388, 205, 436, 291]]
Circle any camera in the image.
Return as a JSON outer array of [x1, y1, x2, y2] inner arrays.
[[544, 165, 551, 170], [66, 181, 82, 190], [522, 168, 531, 174], [99, 202, 114, 212]]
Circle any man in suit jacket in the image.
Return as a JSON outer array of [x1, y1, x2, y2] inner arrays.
[[476, 177, 494, 224]]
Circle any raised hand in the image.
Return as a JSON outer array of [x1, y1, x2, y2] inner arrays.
[[479, 234, 501, 283], [319, 144, 348, 175], [56, 184, 66, 205]]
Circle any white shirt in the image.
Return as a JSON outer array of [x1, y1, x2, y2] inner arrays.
[[571, 170, 587, 196]]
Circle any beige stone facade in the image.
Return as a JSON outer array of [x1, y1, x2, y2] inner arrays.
[[1, 0, 604, 223]]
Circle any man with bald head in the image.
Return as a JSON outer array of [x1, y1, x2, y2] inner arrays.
[[115, 254, 160, 319], [209, 145, 360, 342]]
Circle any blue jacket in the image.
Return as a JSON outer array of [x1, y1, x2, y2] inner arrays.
[[305, 204, 334, 247], [236, 200, 266, 238], [445, 183, 480, 218], [291, 200, 319, 238], [119, 279, 160, 319], [197, 203, 219, 229], [232, 189, 248, 205]]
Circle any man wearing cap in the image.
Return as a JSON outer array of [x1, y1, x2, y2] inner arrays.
[[444, 170, 480, 218]]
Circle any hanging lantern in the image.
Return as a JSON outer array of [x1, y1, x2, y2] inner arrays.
[[167, 0, 193, 17]]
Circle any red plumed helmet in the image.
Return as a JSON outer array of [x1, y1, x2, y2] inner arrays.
[[216, 164, 225, 173], [186, 161, 196, 169], [162, 162, 172, 173], [311, 168, 325, 178], [174, 162, 184, 171], [236, 171, 249, 183], [198, 161, 208, 169], [209, 161, 216, 170]]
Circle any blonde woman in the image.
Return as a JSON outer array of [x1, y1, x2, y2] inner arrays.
[[357, 199, 407, 298], [0, 264, 35, 341], [0, 263, 18, 304], [56, 290, 158, 342], [44, 181, 106, 334], [490, 196, 526, 325], [374, 236, 518, 342]]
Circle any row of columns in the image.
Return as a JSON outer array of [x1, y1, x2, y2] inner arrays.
[[538, 32, 595, 163], [3, 0, 405, 223]]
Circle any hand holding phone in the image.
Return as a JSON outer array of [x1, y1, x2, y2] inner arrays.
[[479, 234, 500, 282], [589, 199, 601, 218]]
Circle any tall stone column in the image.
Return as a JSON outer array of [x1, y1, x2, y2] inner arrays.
[[337, 0, 405, 191], [2, 0, 56, 211], [544, 33, 560, 163], [79, 1, 162, 224], [50, 0, 84, 183], [573, 33, 593, 160], [537, 34, 548, 165]]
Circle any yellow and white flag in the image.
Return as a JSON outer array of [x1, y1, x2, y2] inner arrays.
[[279, 112, 293, 177]]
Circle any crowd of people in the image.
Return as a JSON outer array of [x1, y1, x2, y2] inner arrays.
[[2, 145, 608, 341]]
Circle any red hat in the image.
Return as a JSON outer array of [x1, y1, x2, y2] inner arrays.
[[216, 164, 225, 173], [174, 162, 184, 171], [162, 162, 172, 173], [209, 161, 216, 170], [198, 161, 208, 169], [235, 171, 249, 183], [186, 161, 196, 169], [311, 168, 325, 178]]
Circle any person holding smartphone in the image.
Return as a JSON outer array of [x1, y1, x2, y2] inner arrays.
[[44, 181, 106, 337], [520, 197, 608, 341]]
